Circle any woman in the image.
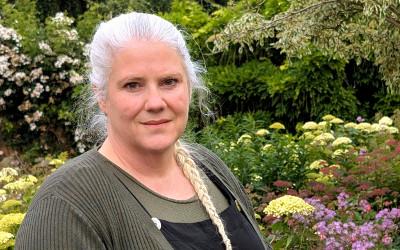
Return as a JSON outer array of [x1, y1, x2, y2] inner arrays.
[[16, 13, 270, 250]]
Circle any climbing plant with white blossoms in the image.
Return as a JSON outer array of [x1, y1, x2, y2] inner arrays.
[[0, 13, 87, 153]]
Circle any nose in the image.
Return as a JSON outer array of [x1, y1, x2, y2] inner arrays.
[[144, 86, 167, 112]]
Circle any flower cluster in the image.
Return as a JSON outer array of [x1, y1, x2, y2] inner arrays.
[[315, 204, 400, 249], [0, 13, 87, 153], [264, 195, 315, 217]]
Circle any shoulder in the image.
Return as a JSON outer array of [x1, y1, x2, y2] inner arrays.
[[30, 148, 114, 208]]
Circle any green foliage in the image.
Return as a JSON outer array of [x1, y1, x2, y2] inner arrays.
[[0, 0, 42, 55], [207, 60, 275, 113], [76, 0, 150, 42], [213, 0, 400, 93], [207, 53, 359, 127], [268, 53, 358, 125], [0, 12, 85, 156]]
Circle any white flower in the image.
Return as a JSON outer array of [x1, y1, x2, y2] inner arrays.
[[69, 70, 83, 85], [332, 137, 352, 147], [0, 97, 5, 106], [29, 123, 37, 131], [378, 116, 393, 126], [13, 71, 27, 86], [30, 68, 43, 81], [52, 12, 74, 26], [0, 24, 21, 43], [30, 83, 44, 98], [3, 88, 12, 96], [32, 111, 43, 121], [55, 55, 73, 68], [302, 121, 318, 130], [38, 41, 53, 55]]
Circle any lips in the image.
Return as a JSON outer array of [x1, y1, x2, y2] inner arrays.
[[142, 119, 170, 125]]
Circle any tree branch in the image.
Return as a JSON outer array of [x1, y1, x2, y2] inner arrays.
[[270, 0, 338, 25], [388, 5, 400, 18], [386, 15, 400, 28]]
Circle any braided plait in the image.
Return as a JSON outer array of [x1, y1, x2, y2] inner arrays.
[[175, 143, 232, 250]]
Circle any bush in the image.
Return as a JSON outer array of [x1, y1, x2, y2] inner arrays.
[[0, 13, 86, 157]]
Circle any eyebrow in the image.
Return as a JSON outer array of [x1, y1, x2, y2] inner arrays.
[[117, 73, 184, 85]]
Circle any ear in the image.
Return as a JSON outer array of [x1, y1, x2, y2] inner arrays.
[[92, 85, 107, 114]]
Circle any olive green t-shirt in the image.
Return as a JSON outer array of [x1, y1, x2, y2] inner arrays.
[[109, 161, 229, 223]]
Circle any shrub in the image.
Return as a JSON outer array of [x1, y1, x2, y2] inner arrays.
[[0, 13, 86, 157]]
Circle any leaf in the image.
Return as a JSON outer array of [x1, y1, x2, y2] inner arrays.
[[285, 235, 294, 249]]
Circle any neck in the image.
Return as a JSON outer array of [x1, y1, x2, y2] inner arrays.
[[98, 136, 177, 178]]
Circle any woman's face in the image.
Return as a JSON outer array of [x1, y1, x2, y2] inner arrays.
[[99, 40, 190, 153]]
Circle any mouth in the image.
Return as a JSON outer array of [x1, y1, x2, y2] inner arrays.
[[141, 119, 171, 126]]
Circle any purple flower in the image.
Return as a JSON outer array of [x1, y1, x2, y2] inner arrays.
[[359, 149, 367, 156], [359, 200, 371, 213], [337, 192, 349, 210], [351, 240, 375, 250], [389, 208, 400, 219], [375, 208, 389, 220], [382, 235, 392, 245], [356, 116, 365, 123]]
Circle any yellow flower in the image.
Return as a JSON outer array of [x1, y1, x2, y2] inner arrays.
[[378, 116, 393, 126], [269, 122, 285, 130], [1, 200, 23, 211], [0, 168, 19, 184], [49, 159, 65, 168], [0, 213, 25, 232], [388, 126, 399, 134], [264, 195, 315, 217], [317, 121, 328, 130], [3, 175, 37, 192], [0, 189, 6, 195], [330, 118, 344, 124], [308, 160, 328, 170], [313, 133, 335, 142], [237, 134, 252, 144], [355, 122, 372, 133], [302, 121, 318, 130], [0, 231, 14, 245], [332, 137, 352, 147], [322, 114, 336, 121], [344, 122, 357, 129], [301, 132, 315, 140], [255, 129, 270, 136], [332, 149, 348, 158], [262, 144, 273, 151]]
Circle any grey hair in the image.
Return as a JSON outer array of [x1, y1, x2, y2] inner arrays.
[[77, 12, 208, 143]]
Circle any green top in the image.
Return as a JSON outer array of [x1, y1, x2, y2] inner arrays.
[[110, 156, 229, 223], [15, 143, 271, 250]]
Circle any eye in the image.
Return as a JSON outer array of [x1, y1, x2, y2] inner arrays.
[[124, 82, 141, 90], [161, 78, 178, 87]]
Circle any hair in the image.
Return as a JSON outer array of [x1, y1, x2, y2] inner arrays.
[[78, 12, 231, 249]]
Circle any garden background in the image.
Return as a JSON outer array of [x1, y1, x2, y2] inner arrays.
[[1, 0, 400, 249]]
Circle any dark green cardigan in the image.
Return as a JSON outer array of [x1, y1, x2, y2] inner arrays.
[[15, 144, 271, 249]]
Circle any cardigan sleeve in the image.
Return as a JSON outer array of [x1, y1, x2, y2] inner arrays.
[[15, 195, 107, 250]]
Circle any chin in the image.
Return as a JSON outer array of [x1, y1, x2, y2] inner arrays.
[[139, 138, 178, 153]]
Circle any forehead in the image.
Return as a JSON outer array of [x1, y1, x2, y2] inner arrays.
[[111, 39, 185, 70]]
